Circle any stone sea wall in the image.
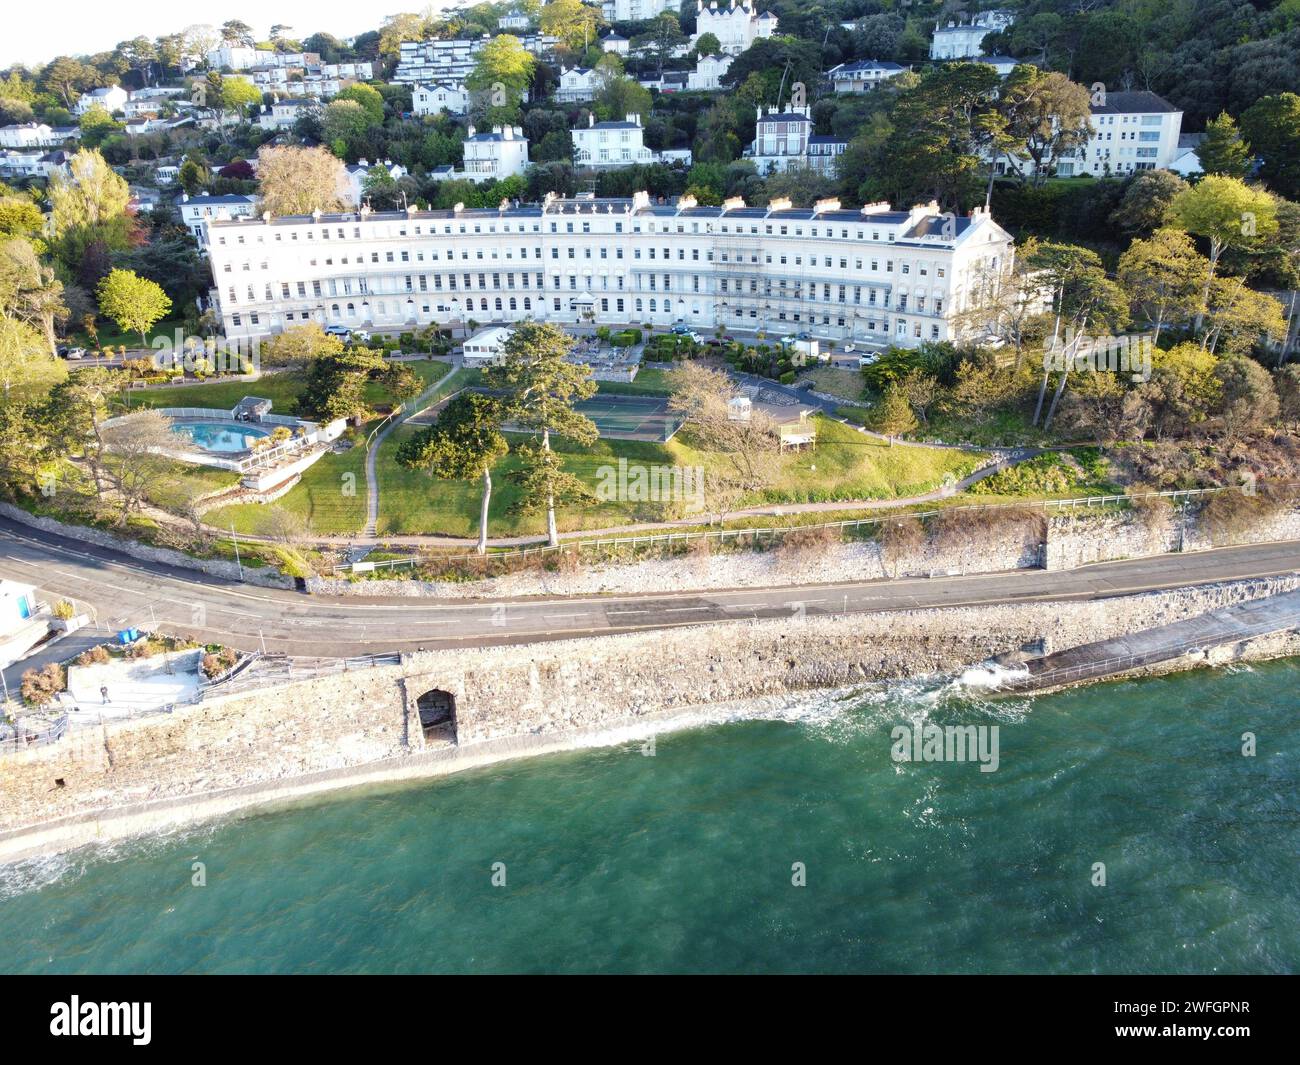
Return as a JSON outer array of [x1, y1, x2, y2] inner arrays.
[[314, 503, 1300, 600], [2, 576, 1295, 856]]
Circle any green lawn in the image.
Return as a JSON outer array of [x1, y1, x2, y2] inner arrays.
[[372, 415, 987, 538], [204, 438, 371, 536], [71, 317, 188, 351], [120, 359, 452, 417], [595, 368, 675, 395], [157, 360, 453, 537]]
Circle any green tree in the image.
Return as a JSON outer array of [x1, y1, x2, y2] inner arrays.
[[78, 104, 122, 148], [334, 83, 385, 124], [482, 321, 597, 545], [1240, 93, 1300, 201], [466, 33, 536, 111], [260, 322, 346, 366], [256, 144, 346, 216], [0, 316, 66, 402], [693, 32, 721, 57], [96, 268, 172, 343], [1213, 355, 1279, 443], [1108, 169, 1188, 237], [1168, 176, 1278, 331], [48, 149, 136, 268], [1196, 112, 1253, 179], [632, 13, 686, 76], [540, 0, 604, 52], [178, 157, 210, 196], [870, 382, 917, 443], [996, 66, 1092, 186], [1116, 228, 1209, 344], [397, 391, 507, 553], [219, 77, 262, 119]]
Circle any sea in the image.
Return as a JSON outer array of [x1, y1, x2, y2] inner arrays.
[[2, 660, 1297, 974]]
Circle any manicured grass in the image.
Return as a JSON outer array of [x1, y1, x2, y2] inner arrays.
[[197, 361, 458, 537], [139, 464, 241, 512], [71, 317, 188, 351], [205, 438, 371, 536], [596, 368, 675, 395], [119, 359, 452, 418], [373, 415, 987, 538]]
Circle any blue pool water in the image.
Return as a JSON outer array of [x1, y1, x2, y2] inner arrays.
[[174, 421, 269, 453]]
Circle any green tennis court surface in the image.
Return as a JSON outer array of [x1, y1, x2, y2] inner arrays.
[[573, 394, 683, 442]]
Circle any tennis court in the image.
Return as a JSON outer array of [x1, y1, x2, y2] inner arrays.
[[574, 394, 684, 442]]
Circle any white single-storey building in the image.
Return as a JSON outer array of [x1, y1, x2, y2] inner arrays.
[[461, 325, 513, 365]]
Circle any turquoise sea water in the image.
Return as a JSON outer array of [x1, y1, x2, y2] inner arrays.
[[2, 662, 1298, 974]]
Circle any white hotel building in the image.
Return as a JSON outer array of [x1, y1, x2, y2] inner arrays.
[[204, 193, 1013, 347]]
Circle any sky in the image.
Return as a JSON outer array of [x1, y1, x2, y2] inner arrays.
[[3, 2, 454, 69]]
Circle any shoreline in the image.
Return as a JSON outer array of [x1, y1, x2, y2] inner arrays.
[[2, 639, 1297, 866], [0, 691, 851, 865]]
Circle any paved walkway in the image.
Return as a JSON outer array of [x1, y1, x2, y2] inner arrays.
[[362, 361, 462, 537], [1012, 587, 1300, 690]]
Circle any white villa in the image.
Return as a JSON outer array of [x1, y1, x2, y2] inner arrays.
[[929, 10, 1015, 60], [572, 113, 656, 168], [74, 84, 128, 115], [689, 53, 734, 91], [179, 193, 259, 246], [744, 105, 846, 176], [602, 0, 678, 21], [203, 190, 1015, 350], [601, 33, 630, 56], [257, 98, 321, 131], [826, 59, 908, 94], [343, 159, 410, 207], [123, 87, 187, 118], [993, 90, 1184, 178], [0, 122, 79, 148], [440, 126, 531, 184], [556, 67, 598, 103], [413, 83, 470, 116], [498, 9, 531, 30], [692, 1, 778, 56]]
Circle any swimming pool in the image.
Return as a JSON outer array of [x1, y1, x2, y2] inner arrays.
[[173, 421, 269, 454]]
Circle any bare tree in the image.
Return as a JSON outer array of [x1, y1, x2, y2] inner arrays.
[[667, 362, 780, 490], [256, 145, 347, 217], [877, 515, 925, 578], [100, 409, 179, 525]]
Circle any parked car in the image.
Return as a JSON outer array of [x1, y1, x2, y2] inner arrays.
[[857, 353, 880, 368], [324, 325, 351, 339], [350, 329, 372, 344], [60, 346, 87, 360]]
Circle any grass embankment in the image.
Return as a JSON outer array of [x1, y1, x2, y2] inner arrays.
[[172, 360, 453, 537], [372, 415, 986, 538]]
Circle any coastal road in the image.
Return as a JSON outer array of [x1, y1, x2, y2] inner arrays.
[[2, 515, 1299, 664]]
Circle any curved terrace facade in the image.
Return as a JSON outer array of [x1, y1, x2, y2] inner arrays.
[[204, 191, 1015, 346]]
